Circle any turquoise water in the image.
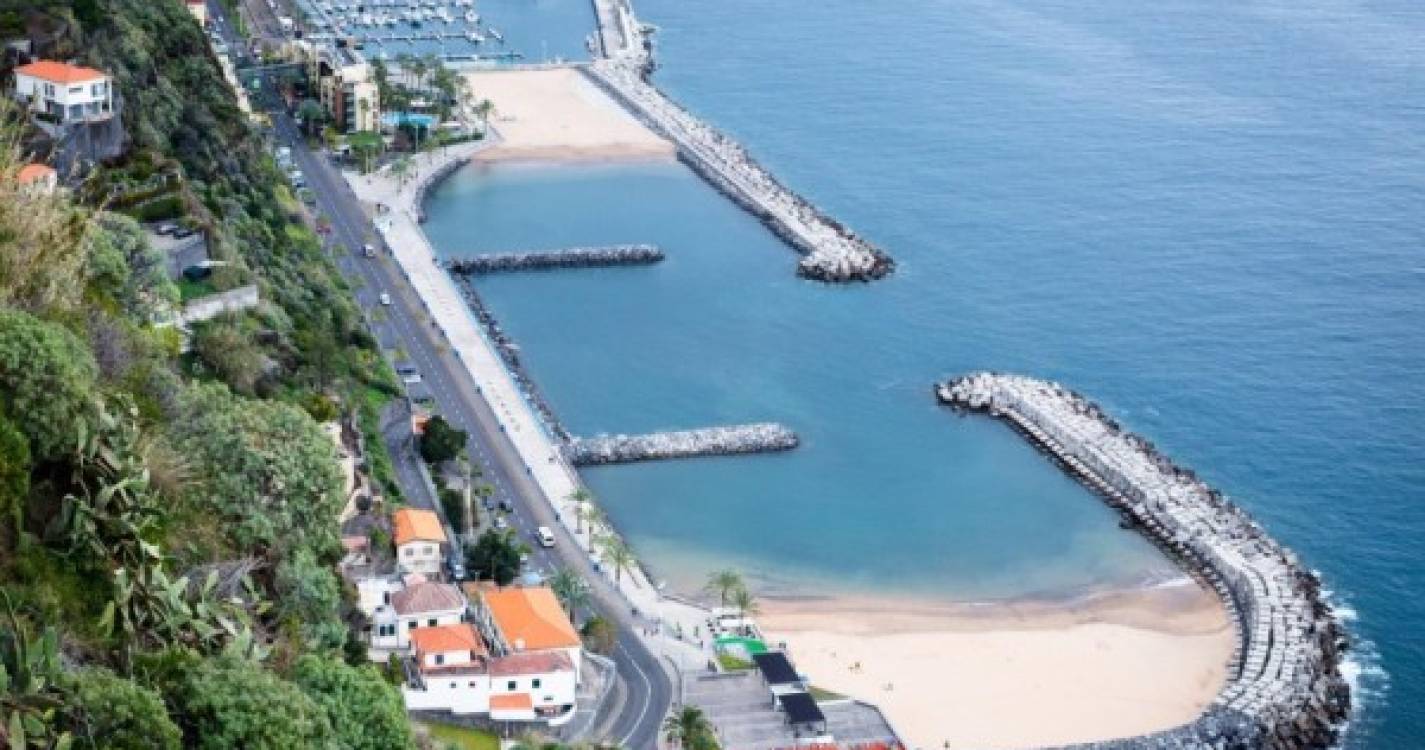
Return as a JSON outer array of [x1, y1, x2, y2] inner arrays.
[[424, 0, 1421, 743]]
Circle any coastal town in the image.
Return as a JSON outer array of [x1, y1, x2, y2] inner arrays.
[[0, 0, 1364, 748]]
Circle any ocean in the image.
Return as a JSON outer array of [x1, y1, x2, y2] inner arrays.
[[423, 0, 1421, 744]]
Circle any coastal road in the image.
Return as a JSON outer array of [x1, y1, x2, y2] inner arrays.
[[266, 109, 672, 748]]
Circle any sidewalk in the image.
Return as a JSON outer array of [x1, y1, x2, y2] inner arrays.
[[343, 139, 716, 672]]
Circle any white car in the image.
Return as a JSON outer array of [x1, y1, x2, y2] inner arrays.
[[379, 292, 391, 306], [537, 526, 555, 548]]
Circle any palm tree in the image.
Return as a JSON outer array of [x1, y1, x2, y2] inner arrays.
[[391, 156, 413, 189], [730, 586, 759, 621], [598, 534, 637, 586], [568, 487, 593, 533], [704, 569, 744, 607], [663, 705, 715, 749], [394, 53, 414, 87], [548, 566, 590, 619], [475, 98, 495, 129], [578, 503, 606, 538]]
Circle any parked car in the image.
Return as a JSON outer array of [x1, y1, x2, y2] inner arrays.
[[444, 556, 468, 582], [494, 516, 508, 531], [379, 292, 391, 306], [172, 226, 196, 239], [536, 526, 555, 548], [155, 223, 178, 236], [363, 243, 377, 258], [499, 499, 513, 513], [401, 371, 422, 385]]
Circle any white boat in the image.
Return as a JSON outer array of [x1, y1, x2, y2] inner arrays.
[[487, 26, 503, 42]]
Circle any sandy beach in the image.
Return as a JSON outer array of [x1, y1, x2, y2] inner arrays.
[[463, 68, 675, 162], [758, 579, 1236, 750]]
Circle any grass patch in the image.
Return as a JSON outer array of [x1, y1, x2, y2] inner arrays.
[[717, 652, 754, 672], [808, 685, 845, 701], [417, 722, 499, 750], [177, 277, 217, 302]]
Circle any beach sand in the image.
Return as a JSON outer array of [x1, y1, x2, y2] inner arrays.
[[463, 68, 675, 162], [758, 579, 1235, 750]]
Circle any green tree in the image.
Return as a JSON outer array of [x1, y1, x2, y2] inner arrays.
[[191, 317, 263, 395], [597, 534, 637, 585], [292, 655, 414, 750], [419, 414, 467, 465], [86, 213, 180, 320], [0, 605, 75, 750], [68, 668, 181, 750], [729, 586, 759, 622], [568, 487, 592, 533], [0, 413, 30, 528], [168, 383, 343, 555], [439, 486, 466, 532], [465, 528, 521, 586], [662, 705, 717, 750], [273, 549, 344, 648], [170, 656, 332, 750], [704, 569, 744, 607], [0, 309, 98, 459], [579, 616, 617, 656], [548, 567, 589, 619]]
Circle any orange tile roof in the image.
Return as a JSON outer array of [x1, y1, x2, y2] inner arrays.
[[16, 164, 55, 184], [16, 61, 106, 84], [489, 693, 533, 710], [409, 623, 487, 656], [477, 586, 581, 651], [392, 508, 445, 546]]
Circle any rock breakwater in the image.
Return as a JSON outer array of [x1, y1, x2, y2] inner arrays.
[[445, 245, 664, 274], [583, 61, 894, 283], [566, 423, 799, 465], [936, 373, 1349, 750]]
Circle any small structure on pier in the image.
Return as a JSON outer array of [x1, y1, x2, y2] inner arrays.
[[445, 244, 664, 274], [566, 423, 798, 465]]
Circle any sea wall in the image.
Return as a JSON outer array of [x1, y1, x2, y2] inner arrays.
[[413, 156, 472, 224], [445, 244, 664, 274], [567, 423, 799, 465], [447, 274, 572, 443], [582, 61, 894, 283], [936, 373, 1349, 750]]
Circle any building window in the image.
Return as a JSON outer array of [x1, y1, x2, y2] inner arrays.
[[532, 679, 541, 689], [408, 621, 417, 630], [404, 548, 413, 557], [468, 681, 478, 687], [450, 682, 457, 689], [428, 618, 437, 627], [434, 654, 445, 665], [506, 680, 516, 691]]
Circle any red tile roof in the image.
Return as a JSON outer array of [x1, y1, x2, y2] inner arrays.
[[490, 650, 574, 677], [490, 693, 533, 710], [473, 585, 581, 651], [16, 164, 55, 185], [409, 623, 487, 656], [16, 61, 106, 84], [390, 582, 465, 615], [392, 508, 445, 546]]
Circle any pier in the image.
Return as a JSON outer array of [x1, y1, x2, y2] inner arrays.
[[582, 61, 894, 283], [566, 423, 799, 465], [445, 244, 664, 274], [937, 373, 1349, 749]]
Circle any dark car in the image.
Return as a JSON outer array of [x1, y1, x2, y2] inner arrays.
[[499, 499, 513, 513]]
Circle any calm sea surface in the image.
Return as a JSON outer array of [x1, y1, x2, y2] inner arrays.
[[425, 0, 1422, 743]]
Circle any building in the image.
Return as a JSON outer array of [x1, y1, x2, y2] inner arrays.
[[468, 584, 584, 684], [401, 623, 578, 725], [393, 507, 446, 577], [15, 164, 57, 194], [184, 0, 208, 27], [304, 42, 380, 133], [12, 61, 113, 124], [370, 581, 466, 651]]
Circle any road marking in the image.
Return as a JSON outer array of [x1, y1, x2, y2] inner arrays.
[[617, 642, 655, 749]]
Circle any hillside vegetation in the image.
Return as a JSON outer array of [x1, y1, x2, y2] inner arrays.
[[0, 1, 414, 747]]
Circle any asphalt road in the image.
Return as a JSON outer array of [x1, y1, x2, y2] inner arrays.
[[243, 71, 672, 750]]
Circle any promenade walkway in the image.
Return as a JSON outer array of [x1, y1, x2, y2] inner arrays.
[[344, 141, 717, 672]]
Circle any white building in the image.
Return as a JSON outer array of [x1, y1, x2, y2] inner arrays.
[[470, 584, 585, 684], [393, 507, 446, 578], [299, 41, 381, 133], [401, 623, 578, 725], [370, 581, 466, 651], [12, 61, 113, 124], [184, 0, 209, 27]]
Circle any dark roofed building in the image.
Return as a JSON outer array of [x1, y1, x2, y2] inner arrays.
[[754, 651, 802, 688], [777, 691, 827, 732]]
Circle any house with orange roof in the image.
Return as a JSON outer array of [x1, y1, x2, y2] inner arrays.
[[12, 60, 113, 124], [15, 164, 57, 194], [400, 621, 578, 725], [392, 506, 447, 577], [369, 580, 466, 651], [467, 584, 584, 685]]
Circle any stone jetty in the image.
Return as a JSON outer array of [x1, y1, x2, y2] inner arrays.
[[447, 274, 571, 443], [566, 423, 799, 466], [583, 60, 894, 283], [444, 245, 664, 274], [936, 373, 1349, 750]]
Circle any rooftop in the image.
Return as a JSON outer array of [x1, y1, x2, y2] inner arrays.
[[16, 164, 55, 184], [392, 507, 445, 546], [490, 693, 533, 711], [777, 691, 826, 726], [470, 585, 581, 652], [391, 582, 465, 616], [754, 652, 802, 686], [410, 623, 487, 657], [489, 650, 574, 677], [16, 61, 106, 84]]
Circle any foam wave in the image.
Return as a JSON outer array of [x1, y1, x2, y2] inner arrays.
[[1321, 587, 1390, 749]]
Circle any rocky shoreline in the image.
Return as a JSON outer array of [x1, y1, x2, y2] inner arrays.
[[937, 373, 1350, 750], [582, 61, 894, 283], [445, 244, 664, 274], [566, 423, 799, 465]]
